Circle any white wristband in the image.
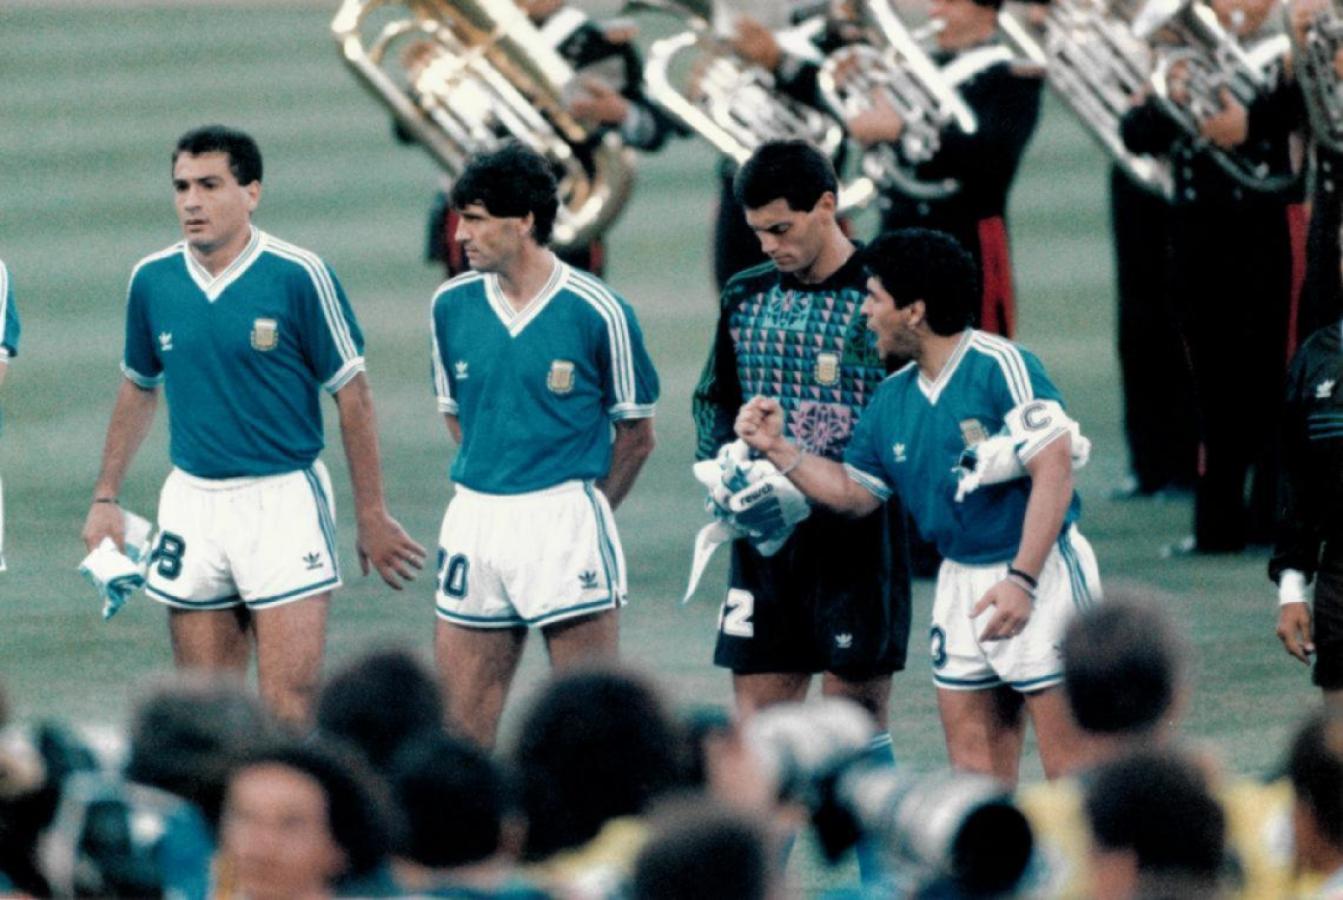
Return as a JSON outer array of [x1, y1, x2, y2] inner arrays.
[[1279, 569, 1310, 606]]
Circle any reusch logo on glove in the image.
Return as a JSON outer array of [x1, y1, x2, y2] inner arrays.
[[735, 481, 776, 506]]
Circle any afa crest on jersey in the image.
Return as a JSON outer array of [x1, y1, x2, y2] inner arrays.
[[959, 418, 988, 447], [547, 360, 575, 394], [250, 318, 279, 352], [814, 351, 840, 387]]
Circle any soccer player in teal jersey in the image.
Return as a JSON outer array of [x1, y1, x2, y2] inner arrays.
[[430, 143, 658, 748], [81, 126, 424, 726], [0, 260, 19, 386], [736, 228, 1100, 785]]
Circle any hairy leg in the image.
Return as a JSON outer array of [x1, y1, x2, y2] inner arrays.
[[436, 620, 527, 749], [253, 594, 329, 728], [167, 606, 251, 674], [543, 608, 620, 670], [937, 685, 1026, 787]]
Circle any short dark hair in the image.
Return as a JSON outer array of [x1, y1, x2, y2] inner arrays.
[[861, 228, 978, 336], [450, 142, 559, 245], [631, 799, 773, 900], [733, 139, 838, 212], [125, 675, 276, 829], [390, 733, 511, 869], [1287, 709, 1343, 850], [1062, 595, 1185, 736], [172, 125, 263, 185], [1084, 749, 1226, 882], [231, 739, 397, 879], [512, 667, 687, 861], [315, 648, 443, 777]]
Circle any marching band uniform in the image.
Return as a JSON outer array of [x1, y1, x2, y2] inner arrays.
[[1121, 54, 1304, 552], [875, 38, 1043, 337], [1109, 164, 1198, 496]]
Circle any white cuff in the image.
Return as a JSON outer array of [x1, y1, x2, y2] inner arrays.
[[1279, 569, 1310, 606]]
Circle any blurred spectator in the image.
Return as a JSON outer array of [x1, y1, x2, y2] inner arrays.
[[218, 739, 398, 898], [513, 667, 688, 893], [315, 647, 444, 778], [388, 732, 546, 897], [1286, 708, 1343, 894], [1084, 749, 1228, 899], [631, 798, 779, 900]]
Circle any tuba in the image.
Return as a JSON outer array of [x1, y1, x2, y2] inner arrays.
[[997, 0, 1174, 198], [627, 0, 876, 210], [1286, 0, 1343, 153], [817, 0, 988, 201], [331, 0, 636, 250], [1133, 0, 1297, 191]]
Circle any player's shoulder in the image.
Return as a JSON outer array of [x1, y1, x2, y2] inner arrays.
[[564, 265, 639, 322], [129, 241, 186, 283], [721, 261, 778, 306], [256, 231, 333, 278], [966, 329, 1040, 373], [431, 269, 487, 309], [1298, 321, 1343, 358], [872, 360, 918, 399]]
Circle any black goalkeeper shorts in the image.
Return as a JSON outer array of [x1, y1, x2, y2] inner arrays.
[[712, 502, 912, 680]]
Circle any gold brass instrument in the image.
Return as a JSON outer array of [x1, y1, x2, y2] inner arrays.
[[1132, 0, 1296, 191], [628, 0, 876, 210], [331, 0, 635, 250], [817, 0, 991, 201], [998, 0, 1174, 198], [1287, 0, 1343, 153]]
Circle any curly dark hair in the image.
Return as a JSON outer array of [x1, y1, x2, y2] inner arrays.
[[450, 142, 560, 245], [861, 228, 979, 336], [172, 125, 263, 185]]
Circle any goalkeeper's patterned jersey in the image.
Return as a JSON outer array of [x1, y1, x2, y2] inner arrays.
[[843, 330, 1080, 564], [431, 259, 659, 495], [0, 260, 20, 361], [692, 250, 885, 462], [121, 228, 365, 479], [1271, 322, 1343, 583]]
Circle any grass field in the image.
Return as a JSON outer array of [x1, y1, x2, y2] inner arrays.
[[0, 0, 1320, 851]]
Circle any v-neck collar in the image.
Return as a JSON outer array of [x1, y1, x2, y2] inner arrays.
[[916, 330, 973, 404], [485, 256, 567, 337], [183, 226, 263, 302]]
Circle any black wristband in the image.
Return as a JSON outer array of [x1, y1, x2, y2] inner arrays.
[[1007, 566, 1038, 589], [93, 497, 119, 505]]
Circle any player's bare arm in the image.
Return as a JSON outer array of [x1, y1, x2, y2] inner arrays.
[[443, 413, 462, 445], [971, 434, 1074, 642], [597, 417, 655, 510], [81, 380, 159, 552], [0, 359, 8, 389], [1277, 602, 1315, 664], [735, 396, 881, 517], [334, 373, 426, 589]]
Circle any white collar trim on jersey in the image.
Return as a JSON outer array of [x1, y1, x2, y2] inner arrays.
[[183, 226, 264, 302], [917, 329, 973, 404], [485, 255, 567, 337]]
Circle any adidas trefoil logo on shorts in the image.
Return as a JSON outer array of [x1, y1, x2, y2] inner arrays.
[[579, 570, 599, 590], [1317, 378, 1336, 399], [834, 632, 853, 649], [303, 551, 322, 571]]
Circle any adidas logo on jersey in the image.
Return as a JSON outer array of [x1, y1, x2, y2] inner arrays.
[[892, 442, 907, 463], [455, 360, 469, 380], [579, 570, 599, 590], [158, 332, 173, 352], [1317, 379, 1336, 399], [303, 552, 323, 571]]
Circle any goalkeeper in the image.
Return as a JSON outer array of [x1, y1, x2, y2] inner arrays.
[[690, 140, 913, 766]]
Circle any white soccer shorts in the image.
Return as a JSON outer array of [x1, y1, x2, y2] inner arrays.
[[144, 463, 341, 610], [929, 526, 1101, 692], [434, 480, 627, 629]]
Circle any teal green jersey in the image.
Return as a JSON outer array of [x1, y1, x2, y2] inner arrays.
[[0, 260, 20, 362], [844, 330, 1081, 564], [122, 229, 365, 478], [431, 260, 659, 494]]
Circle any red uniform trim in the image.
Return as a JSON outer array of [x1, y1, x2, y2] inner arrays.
[[1285, 201, 1308, 364], [977, 216, 1015, 337]]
